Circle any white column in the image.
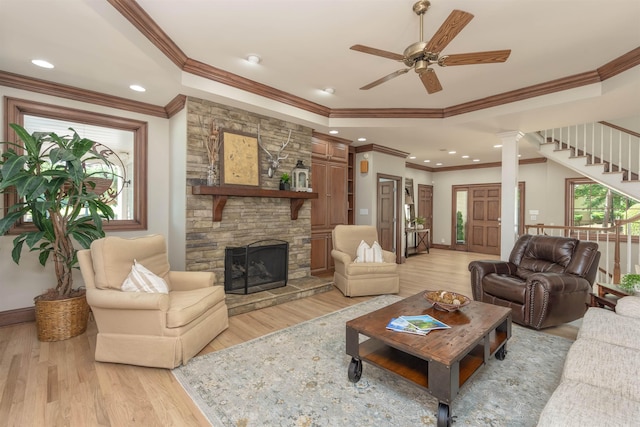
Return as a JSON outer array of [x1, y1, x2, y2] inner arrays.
[[498, 131, 524, 260]]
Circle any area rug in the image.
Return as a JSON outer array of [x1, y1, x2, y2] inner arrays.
[[173, 295, 572, 426]]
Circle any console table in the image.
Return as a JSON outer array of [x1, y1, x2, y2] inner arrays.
[[405, 228, 430, 258]]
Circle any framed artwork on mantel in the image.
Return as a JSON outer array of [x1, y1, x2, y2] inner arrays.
[[220, 129, 261, 187]]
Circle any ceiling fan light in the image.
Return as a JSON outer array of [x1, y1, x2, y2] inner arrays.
[[415, 60, 429, 73]]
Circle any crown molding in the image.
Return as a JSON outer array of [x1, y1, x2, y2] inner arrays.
[[0, 70, 168, 118], [598, 46, 640, 80], [355, 144, 409, 159], [165, 94, 187, 118], [428, 157, 547, 172], [107, 0, 188, 68], [106, 2, 639, 121], [406, 162, 434, 172], [312, 130, 352, 145], [183, 59, 330, 117]]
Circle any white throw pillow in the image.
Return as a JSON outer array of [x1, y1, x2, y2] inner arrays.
[[355, 240, 384, 263], [121, 260, 169, 293]]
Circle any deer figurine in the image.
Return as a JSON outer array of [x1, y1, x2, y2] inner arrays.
[[257, 124, 292, 178]]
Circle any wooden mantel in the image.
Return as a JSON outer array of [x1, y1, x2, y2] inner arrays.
[[192, 186, 318, 221]]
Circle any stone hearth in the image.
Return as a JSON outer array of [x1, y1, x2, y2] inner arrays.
[[225, 276, 334, 316]]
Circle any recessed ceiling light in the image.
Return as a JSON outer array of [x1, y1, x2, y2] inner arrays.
[[129, 84, 146, 92], [409, 155, 416, 159], [448, 150, 456, 154], [358, 137, 367, 142], [462, 155, 470, 159], [246, 54, 261, 64], [32, 59, 54, 69], [473, 159, 480, 162], [493, 144, 503, 148], [436, 162, 443, 166], [423, 160, 431, 163], [323, 87, 335, 94], [329, 130, 339, 135]]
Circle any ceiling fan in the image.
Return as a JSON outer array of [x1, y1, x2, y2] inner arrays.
[[350, 0, 511, 94]]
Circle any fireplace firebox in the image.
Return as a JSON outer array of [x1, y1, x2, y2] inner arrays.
[[224, 240, 289, 294]]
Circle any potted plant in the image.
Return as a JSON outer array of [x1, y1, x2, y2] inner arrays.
[[415, 216, 426, 229], [279, 172, 291, 190], [619, 273, 640, 294], [0, 124, 116, 341]]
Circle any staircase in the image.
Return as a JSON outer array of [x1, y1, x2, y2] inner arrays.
[[526, 122, 640, 200]]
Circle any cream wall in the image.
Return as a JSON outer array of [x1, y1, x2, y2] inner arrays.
[[430, 160, 582, 247], [0, 87, 174, 311], [168, 109, 187, 270], [354, 151, 406, 227], [0, 86, 586, 312]]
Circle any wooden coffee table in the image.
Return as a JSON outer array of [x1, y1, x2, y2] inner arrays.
[[346, 291, 512, 427]]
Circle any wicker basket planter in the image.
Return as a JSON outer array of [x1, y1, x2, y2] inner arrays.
[[34, 293, 90, 342]]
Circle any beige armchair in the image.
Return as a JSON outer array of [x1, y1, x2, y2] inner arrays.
[[78, 234, 228, 368], [331, 225, 400, 297]]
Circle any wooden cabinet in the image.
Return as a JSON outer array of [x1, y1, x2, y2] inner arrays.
[[310, 131, 351, 275], [312, 136, 348, 163], [310, 232, 334, 275]]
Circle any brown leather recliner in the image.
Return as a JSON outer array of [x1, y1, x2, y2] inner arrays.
[[468, 234, 601, 329]]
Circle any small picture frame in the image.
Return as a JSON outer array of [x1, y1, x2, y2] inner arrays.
[[220, 130, 261, 187]]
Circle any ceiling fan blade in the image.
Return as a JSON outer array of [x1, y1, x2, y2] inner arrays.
[[420, 69, 443, 94], [441, 50, 511, 66], [360, 68, 410, 90], [350, 44, 404, 61], [425, 10, 474, 54]]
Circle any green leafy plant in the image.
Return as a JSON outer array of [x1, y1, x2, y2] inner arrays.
[[415, 216, 426, 225], [456, 211, 465, 242], [619, 274, 640, 293], [280, 172, 290, 184], [0, 124, 116, 298]]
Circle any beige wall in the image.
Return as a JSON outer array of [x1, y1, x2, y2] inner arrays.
[[0, 86, 173, 311], [357, 157, 580, 252], [0, 85, 586, 312]]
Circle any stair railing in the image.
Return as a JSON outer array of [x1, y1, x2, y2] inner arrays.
[[541, 122, 640, 182]]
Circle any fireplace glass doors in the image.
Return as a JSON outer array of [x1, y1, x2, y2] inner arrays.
[[224, 240, 289, 294]]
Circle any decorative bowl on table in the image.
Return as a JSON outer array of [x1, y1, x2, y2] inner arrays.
[[425, 290, 471, 312]]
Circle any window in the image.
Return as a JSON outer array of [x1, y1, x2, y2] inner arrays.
[[566, 178, 639, 232], [3, 97, 147, 231]]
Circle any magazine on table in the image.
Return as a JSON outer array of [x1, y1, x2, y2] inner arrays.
[[386, 314, 450, 335], [386, 317, 429, 335], [401, 314, 450, 332]]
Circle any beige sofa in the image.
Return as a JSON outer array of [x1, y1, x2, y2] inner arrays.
[[537, 296, 640, 426], [331, 225, 399, 297], [78, 234, 229, 369]]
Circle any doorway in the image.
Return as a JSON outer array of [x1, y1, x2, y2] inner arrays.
[[377, 174, 402, 263], [452, 182, 525, 255], [417, 184, 433, 251]]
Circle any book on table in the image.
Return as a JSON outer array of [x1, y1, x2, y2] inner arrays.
[[386, 314, 450, 335]]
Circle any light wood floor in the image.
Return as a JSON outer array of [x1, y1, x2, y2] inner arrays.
[[0, 249, 578, 426]]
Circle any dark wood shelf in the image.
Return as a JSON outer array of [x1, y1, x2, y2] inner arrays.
[[192, 185, 318, 221]]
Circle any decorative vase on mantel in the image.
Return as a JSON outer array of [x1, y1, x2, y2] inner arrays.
[[207, 164, 219, 186]]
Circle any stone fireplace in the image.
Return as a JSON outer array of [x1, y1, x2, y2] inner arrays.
[[184, 97, 314, 289]]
